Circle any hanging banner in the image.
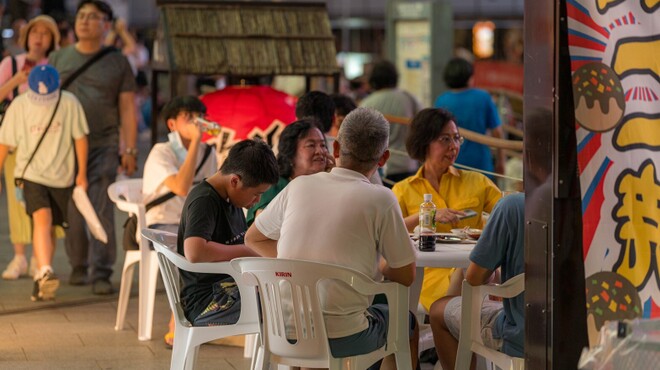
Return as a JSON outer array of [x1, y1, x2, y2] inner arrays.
[[566, 0, 660, 340]]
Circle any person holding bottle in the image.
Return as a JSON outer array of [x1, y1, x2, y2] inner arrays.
[[391, 108, 501, 312], [141, 95, 218, 347], [0, 15, 61, 280]]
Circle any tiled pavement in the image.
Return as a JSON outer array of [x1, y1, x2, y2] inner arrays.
[[0, 132, 251, 369], [0, 131, 437, 370]]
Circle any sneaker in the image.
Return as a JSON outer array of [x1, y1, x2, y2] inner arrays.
[[69, 267, 88, 285], [31, 271, 60, 301], [29, 256, 38, 277], [92, 279, 114, 295], [2, 255, 28, 280]]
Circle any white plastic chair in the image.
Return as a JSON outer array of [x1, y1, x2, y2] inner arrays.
[[455, 273, 525, 370], [142, 229, 265, 370], [107, 178, 159, 341], [231, 257, 412, 370]]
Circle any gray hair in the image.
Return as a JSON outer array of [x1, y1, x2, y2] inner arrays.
[[337, 107, 389, 171]]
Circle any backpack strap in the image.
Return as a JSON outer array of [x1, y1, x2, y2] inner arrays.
[[61, 47, 116, 90], [145, 144, 214, 211], [10, 57, 18, 98]]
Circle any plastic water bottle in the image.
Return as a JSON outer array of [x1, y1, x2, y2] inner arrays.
[[419, 194, 436, 251]]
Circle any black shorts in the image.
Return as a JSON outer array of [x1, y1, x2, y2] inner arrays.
[[22, 180, 73, 228]]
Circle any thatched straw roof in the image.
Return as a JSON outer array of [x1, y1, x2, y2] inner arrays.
[[154, 1, 339, 76]]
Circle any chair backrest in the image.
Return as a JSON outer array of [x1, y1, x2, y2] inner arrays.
[[142, 229, 262, 332], [456, 273, 525, 370], [231, 257, 410, 370], [108, 178, 146, 246]]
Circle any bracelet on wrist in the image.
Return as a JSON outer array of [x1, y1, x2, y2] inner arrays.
[[124, 147, 138, 156]]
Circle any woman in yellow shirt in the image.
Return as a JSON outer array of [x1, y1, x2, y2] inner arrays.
[[392, 108, 501, 311]]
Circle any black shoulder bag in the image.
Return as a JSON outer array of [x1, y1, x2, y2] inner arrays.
[[122, 145, 214, 251], [61, 47, 116, 90], [0, 56, 20, 127], [14, 92, 63, 192]]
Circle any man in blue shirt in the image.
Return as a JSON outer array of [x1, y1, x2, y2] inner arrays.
[[434, 58, 505, 178], [429, 193, 525, 370]]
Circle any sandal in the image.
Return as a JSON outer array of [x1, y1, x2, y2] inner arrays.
[[164, 331, 174, 349]]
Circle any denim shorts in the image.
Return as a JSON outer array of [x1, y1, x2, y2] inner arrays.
[[328, 304, 417, 358]]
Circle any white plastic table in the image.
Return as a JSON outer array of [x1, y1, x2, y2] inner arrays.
[[410, 241, 476, 310]]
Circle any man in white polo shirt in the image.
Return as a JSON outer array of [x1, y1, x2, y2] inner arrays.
[[245, 107, 418, 370]]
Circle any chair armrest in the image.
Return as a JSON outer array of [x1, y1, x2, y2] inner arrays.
[[476, 273, 525, 299]]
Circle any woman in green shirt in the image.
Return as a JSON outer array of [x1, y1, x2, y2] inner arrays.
[[246, 118, 332, 225]]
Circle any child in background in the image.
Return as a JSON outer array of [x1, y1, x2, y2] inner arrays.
[[0, 15, 61, 280], [0, 65, 88, 301]]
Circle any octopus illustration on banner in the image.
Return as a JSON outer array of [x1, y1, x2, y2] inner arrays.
[[567, 0, 660, 334]]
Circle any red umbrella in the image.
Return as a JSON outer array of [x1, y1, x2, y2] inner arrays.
[[200, 85, 297, 155]]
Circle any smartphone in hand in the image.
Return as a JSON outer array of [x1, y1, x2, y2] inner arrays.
[[458, 209, 478, 220]]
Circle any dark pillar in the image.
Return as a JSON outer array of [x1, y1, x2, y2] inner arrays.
[[524, 1, 589, 368]]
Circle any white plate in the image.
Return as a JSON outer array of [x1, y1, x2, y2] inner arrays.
[[410, 233, 464, 244], [409, 232, 453, 240], [436, 235, 464, 244]]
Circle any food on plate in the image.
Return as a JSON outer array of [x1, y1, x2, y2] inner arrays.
[[452, 227, 482, 240], [466, 228, 482, 240]]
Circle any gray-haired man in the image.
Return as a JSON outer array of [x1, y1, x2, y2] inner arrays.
[[245, 107, 419, 369]]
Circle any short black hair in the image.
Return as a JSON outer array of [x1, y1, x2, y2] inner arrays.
[[330, 94, 357, 117], [77, 0, 114, 21], [277, 118, 320, 179], [406, 108, 455, 162], [161, 96, 207, 122], [295, 91, 335, 134], [443, 58, 473, 89], [220, 139, 279, 187], [368, 60, 398, 90]]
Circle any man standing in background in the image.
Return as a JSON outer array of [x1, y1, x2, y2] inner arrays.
[[360, 60, 421, 186], [49, 0, 137, 295]]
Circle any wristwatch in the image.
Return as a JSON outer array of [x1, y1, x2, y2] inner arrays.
[[124, 147, 138, 157]]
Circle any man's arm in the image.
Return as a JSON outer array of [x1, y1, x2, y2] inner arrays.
[[162, 127, 203, 196], [183, 236, 260, 263], [118, 91, 137, 175], [379, 258, 416, 287], [73, 136, 88, 191], [465, 261, 493, 286], [244, 224, 278, 257]]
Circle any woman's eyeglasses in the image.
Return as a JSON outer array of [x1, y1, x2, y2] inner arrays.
[[436, 134, 464, 147]]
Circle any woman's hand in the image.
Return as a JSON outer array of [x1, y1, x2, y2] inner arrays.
[[11, 69, 29, 87], [434, 208, 465, 226]]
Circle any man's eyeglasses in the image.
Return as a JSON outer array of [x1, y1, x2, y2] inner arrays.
[[436, 134, 464, 147], [76, 12, 107, 22]]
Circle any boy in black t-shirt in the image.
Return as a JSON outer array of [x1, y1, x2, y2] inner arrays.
[[177, 139, 279, 325]]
